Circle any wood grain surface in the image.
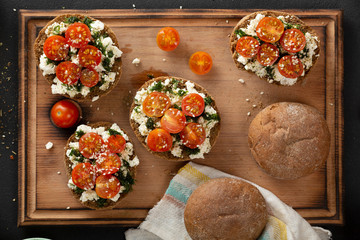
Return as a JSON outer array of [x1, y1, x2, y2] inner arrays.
[[18, 9, 343, 226]]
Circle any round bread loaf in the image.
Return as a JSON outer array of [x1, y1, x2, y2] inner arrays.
[[248, 102, 330, 179], [184, 178, 268, 240]]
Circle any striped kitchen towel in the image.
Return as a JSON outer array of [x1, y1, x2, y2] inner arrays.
[[125, 162, 332, 240]]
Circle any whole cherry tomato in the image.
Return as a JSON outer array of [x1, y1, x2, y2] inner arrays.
[[50, 99, 81, 128]]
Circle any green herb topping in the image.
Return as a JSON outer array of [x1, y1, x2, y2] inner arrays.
[[64, 16, 80, 24], [75, 130, 85, 139], [150, 81, 164, 92], [146, 118, 155, 130], [109, 129, 121, 136]]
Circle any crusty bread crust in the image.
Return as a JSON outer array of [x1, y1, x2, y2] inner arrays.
[[248, 102, 330, 180], [184, 178, 268, 240], [129, 76, 221, 161], [64, 122, 137, 210], [34, 14, 122, 101], [229, 11, 320, 85]]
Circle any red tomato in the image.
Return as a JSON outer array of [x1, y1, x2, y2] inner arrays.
[[96, 152, 122, 175], [256, 17, 284, 43], [257, 43, 279, 66], [107, 135, 126, 153], [147, 129, 173, 152], [280, 29, 306, 53], [278, 55, 304, 78], [78, 45, 102, 69], [236, 36, 260, 58], [189, 51, 213, 75], [50, 99, 81, 128], [71, 163, 96, 190], [55, 61, 81, 85], [156, 27, 180, 51], [160, 108, 186, 133], [180, 123, 206, 149], [181, 93, 205, 117], [79, 132, 104, 159], [43, 35, 69, 61], [65, 22, 91, 48], [95, 175, 121, 199], [142, 92, 171, 117], [80, 68, 100, 87]]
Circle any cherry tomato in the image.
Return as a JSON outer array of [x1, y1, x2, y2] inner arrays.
[[95, 175, 121, 199], [142, 92, 171, 117], [180, 123, 206, 149], [65, 22, 91, 48], [236, 36, 260, 58], [147, 129, 173, 152], [80, 68, 100, 87], [189, 51, 213, 75], [256, 17, 284, 43], [160, 108, 186, 134], [96, 152, 122, 175], [156, 27, 180, 51], [50, 99, 81, 128], [107, 134, 126, 153], [55, 61, 81, 85], [181, 93, 205, 117], [280, 29, 306, 53], [257, 43, 279, 66], [71, 163, 96, 190], [278, 55, 304, 78], [79, 132, 104, 159], [43, 35, 69, 61], [78, 45, 102, 69]]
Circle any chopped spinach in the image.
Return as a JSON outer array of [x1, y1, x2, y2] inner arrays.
[[96, 198, 109, 208], [234, 29, 247, 38], [83, 17, 93, 28], [102, 58, 112, 71], [146, 118, 155, 130], [109, 129, 121, 136], [150, 81, 163, 92], [147, 74, 155, 79], [185, 147, 200, 155], [171, 78, 180, 88], [64, 16, 80, 24], [265, 66, 275, 79], [46, 57, 59, 66], [74, 187, 85, 195], [296, 47, 309, 59], [69, 148, 85, 162], [107, 50, 114, 58], [75, 130, 85, 139], [177, 89, 187, 96], [173, 104, 182, 110], [204, 96, 213, 106], [171, 133, 181, 143], [203, 113, 220, 121], [117, 171, 135, 193]]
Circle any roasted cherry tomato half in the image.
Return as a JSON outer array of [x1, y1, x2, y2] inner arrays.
[[65, 22, 91, 48], [107, 134, 126, 153], [278, 55, 304, 78], [280, 28, 306, 53], [50, 99, 81, 128], [79, 132, 104, 159], [80, 68, 100, 87], [78, 45, 102, 69], [96, 151, 122, 175], [56, 61, 81, 85], [180, 122, 206, 149], [95, 174, 121, 199], [156, 27, 180, 51], [160, 108, 186, 134], [43, 35, 69, 61], [181, 93, 205, 117], [189, 51, 213, 75], [142, 92, 171, 117], [147, 128, 173, 152], [236, 36, 260, 58], [256, 17, 284, 43], [257, 43, 279, 66], [71, 162, 96, 190]]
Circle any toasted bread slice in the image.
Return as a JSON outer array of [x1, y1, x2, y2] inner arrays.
[[129, 76, 221, 161], [64, 122, 137, 210], [34, 14, 122, 101], [230, 11, 320, 85]]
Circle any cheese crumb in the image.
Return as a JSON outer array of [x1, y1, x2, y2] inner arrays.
[[132, 4, 136, 8], [92, 96, 99, 102], [162, 58, 166, 62], [246, 98, 250, 102], [180, 6, 183, 9], [260, 91, 264, 95], [225, 20, 229, 24], [66, 206, 70, 210], [45, 142, 53, 150], [132, 58, 141, 66], [247, 112, 251, 116], [57, 171, 61, 175], [252, 105, 257, 108], [238, 79, 245, 84]]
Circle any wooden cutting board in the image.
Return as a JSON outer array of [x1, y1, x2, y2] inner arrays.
[[18, 9, 343, 226]]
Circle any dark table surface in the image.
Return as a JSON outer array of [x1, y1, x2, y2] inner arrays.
[[0, 0, 359, 239]]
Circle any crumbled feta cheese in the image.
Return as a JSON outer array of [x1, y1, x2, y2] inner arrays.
[[45, 22, 69, 36], [69, 142, 79, 149], [132, 58, 141, 66], [51, 77, 89, 97], [247, 112, 251, 116], [189, 138, 211, 159], [273, 67, 297, 86], [71, 54, 79, 65], [240, 14, 265, 36], [205, 105, 217, 115], [68, 178, 77, 190], [39, 54, 56, 76], [171, 143, 183, 158], [244, 61, 267, 78], [300, 32, 319, 70], [45, 141, 53, 150], [76, 124, 93, 134], [163, 78, 170, 86], [138, 122, 151, 136], [110, 193, 120, 202], [128, 156, 140, 167], [80, 190, 99, 202], [92, 96, 99, 102], [134, 88, 149, 103], [238, 78, 245, 84], [90, 20, 105, 34]]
